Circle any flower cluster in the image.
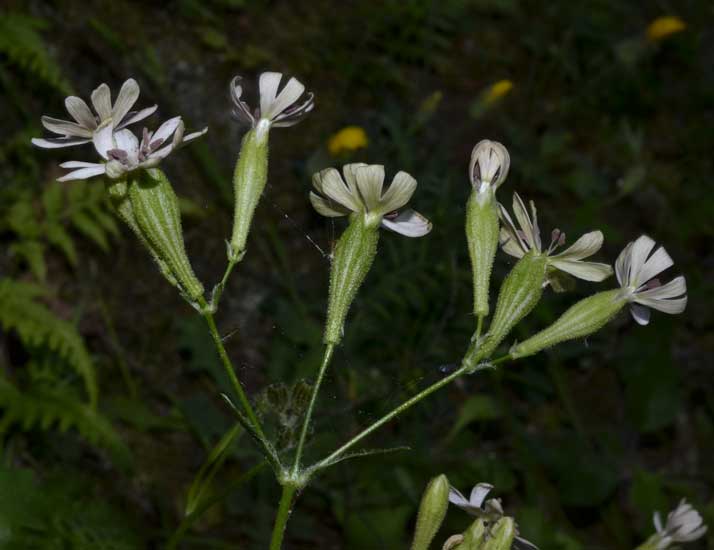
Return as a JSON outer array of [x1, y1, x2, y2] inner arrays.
[[32, 78, 206, 181]]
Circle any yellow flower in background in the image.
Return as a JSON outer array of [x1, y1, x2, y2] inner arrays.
[[328, 126, 368, 156], [483, 80, 513, 105], [647, 16, 686, 41]]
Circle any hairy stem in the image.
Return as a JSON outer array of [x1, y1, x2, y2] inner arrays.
[[269, 484, 297, 550], [292, 344, 335, 475]]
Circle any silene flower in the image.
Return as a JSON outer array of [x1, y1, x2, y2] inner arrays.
[[469, 140, 510, 202], [230, 71, 314, 138], [310, 163, 431, 237], [615, 235, 687, 325], [32, 78, 157, 149], [652, 499, 707, 549], [499, 192, 613, 290], [58, 117, 207, 182], [449, 483, 538, 550]]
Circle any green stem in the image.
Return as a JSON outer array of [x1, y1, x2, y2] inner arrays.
[[202, 310, 267, 446], [475, 315, 484, 343], [292, 344, 335, 475], [314, 359, 496, 470], [269, 484, 297, 550], [210, 257, 240, 310], [166, 461, 267, 550]]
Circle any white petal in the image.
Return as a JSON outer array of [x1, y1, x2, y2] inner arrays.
[[92, 121, 114, 159], [149, 143, 174, 161], [628, 235, 656, 286], [354, 164, 385, 211], [111, 78, 140, 125], [116, 105, 158, 129], [314, 168, 361, 212], [380, 209, 432, 237], [60, 161, 103, 168], [379, 171, 417, 213], [512, 193, 539, 251], [152, 116, 182, 144], [549, 259, 613, 281], [264, 76, 305, 121], [654, 511, 664, 534], [638, 246, 673, 286], [31, 137, 91, 149], [309, 191, 350, 217], [91, 83, 112, 121], [552, 231, 604, 261], [469, 483, 493, 507], [448, 487, 470, 508], [630, 303, 651, 325], [615, 241, 633, 286], [41, 116, 92, 138], [498, 202, 529, 254], [114, 129, 139, 154], [636, 276, 686, 301], [58, 165, 106, 182], [258, 72, 282, 118], [64, 96, 96, 129], [181, 127, 208, 144], [634, 295, 687, 314], [342, 163, 368, 195], [500, 227, 525, 258]]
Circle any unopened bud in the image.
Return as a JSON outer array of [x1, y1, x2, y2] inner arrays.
[[482, 517, 516, 550], [459, 518, 487, 549], [510, 289, 626, 359], [411, 474, 450, 550]]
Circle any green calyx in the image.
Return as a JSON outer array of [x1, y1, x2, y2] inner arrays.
[[477, 252, 548, 360], [126, 169, 205, 302], [229, 125, 269, 261], [510, 288, 626, 359], [411, 474, 450, 550], [466, 189, 499, 319], [481, 518, 516, 550], [324, 215, 380, 345], [454, 518, 487, 549]]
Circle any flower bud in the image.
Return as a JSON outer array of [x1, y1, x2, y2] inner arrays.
[[482, 517, 516, 550], [106, 178, 179, 288], [229, 121, 270, 262], [128, 169, 205, 301], [476, 252, 548, 360], [411, 474, 450, 550], [466, 195, 499, 319], [458, 518, 487, 549], [324, 215, 380, 344], [510, 289, 626, 359]]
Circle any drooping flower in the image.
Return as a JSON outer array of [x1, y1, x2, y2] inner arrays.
[[57, 117, 207, 182], [646, 16, 686, 42], [615, 235, 687, 325], [652, 500, 707, 549], [310, 163, 432, 237], [230, 71, 314, 135], [327, 126, 368, 156], [469, 140, 510, 201], [32, 78, 157, 149], [499, 193, 613, 290], [449, 483, 538, 550]]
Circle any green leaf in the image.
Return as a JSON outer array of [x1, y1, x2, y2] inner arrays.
[[71, 210, 109, 251], [41, 182, 64, 221], [46, 223, 78, 266], [9, 240, 46, 281], [446, 394, 502, 441]]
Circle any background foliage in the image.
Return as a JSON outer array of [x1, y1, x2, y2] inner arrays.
[[0, 1, 712, 548]]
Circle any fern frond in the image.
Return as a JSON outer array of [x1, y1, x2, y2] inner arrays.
[[0, 278, 98, 406], [0, 378, 129, 467], [0, 12, 71, 93]]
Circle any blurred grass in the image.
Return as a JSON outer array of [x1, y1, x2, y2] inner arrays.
[[0, 0, 712, 548]]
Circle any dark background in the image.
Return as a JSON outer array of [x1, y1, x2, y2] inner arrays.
[[0, 1, 712, 548]]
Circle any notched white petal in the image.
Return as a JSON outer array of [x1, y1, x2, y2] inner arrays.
[[549, 259, 613, 282], [91, 83, 112, 121], [552, 230, 604, 261], [315, 168, 361, 212], [354, 164, 385, 211], [378, 170, 417, 213], [112, 78, 140, 125], [630, 303, 651, 325], [380, 209, 432, 237], [309, 191, 350, 217]]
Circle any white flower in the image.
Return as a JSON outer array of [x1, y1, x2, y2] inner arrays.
[[653, 499, 707, 548], [615, 235, 687, 325], [230, 72, 314, 133], [469, 140, 510, 199], [449, 483, 538, 550], [58, 117, 207, 182], [309, 163, 432, 237], [32, 78, 157, 149], [499, 192, 613, 290]]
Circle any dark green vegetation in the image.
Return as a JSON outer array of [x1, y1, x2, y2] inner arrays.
[[1, 1, 712, 548]]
